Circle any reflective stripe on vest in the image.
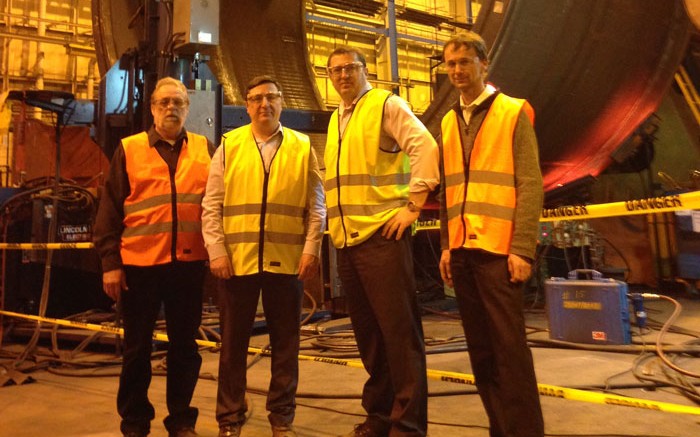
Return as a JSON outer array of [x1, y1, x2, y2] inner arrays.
[[441, 94, 534, 254], [325, 89, 410, 248], [221, 125, 309, 275], [121, 131, 210, 265]]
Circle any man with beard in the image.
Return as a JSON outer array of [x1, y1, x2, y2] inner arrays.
[[94, 77, 211, 437]]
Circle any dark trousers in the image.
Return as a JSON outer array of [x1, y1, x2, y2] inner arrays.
[[118, 261, 205, 435], [216, 272, 303, 428], [450, 249, 544, 437], [337, 231, 428, 437]]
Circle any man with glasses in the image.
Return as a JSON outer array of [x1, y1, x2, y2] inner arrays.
[[94, 77, 211, 437], [439, 31, 544, 437], [202, 75, 325, 437], [324, 47, 439, 437]]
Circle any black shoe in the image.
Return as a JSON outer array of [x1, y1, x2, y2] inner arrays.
[[123, 432, 148, 437], [169, 426, 198, 437]]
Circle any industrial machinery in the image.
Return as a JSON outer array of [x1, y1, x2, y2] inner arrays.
[[2, 0, 698, 316]]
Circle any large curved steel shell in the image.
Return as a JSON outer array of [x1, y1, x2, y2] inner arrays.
[[91, 0, 141, 77], [495, 0, 691, 192], [92, 0, 324, 110], [212, 0, 325, 109], [422, 0, 692, 192], [92, 0, 691, 194]]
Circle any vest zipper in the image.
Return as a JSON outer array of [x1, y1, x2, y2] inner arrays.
[[169, 153, 178, 263], [458, 112, 470, 247], [259, 171, 269, 273], [336, 123, 348, 248], [256, 130, 280, 273]]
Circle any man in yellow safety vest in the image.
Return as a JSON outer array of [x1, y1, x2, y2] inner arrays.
[[201, 75, 326, 437]]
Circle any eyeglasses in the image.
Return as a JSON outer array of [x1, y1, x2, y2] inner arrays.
[[152, 97, 188, 109], [246, 92, 282, 104], [327, 62, 364, 78]]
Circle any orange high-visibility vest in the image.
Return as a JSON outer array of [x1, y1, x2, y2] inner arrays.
[[325, 89, 411, 248], [441, 93, 534, 254], [221, 125, 310, 275], [120, 131, 210, 266]]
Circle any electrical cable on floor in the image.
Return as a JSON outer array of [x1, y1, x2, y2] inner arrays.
[[4, 275, 700, 423], [527, 338, 700, 354], [420, 304, 461, 319], [0, 179, 98, 368], [246, 384, 682, 437], [646, 293, 700, 378], [304, 332, 359, 355], [636, 353, 700, 404], [238, 288, 321, 372], [423, 334, 467, 348], [646, 318, 700, 338]]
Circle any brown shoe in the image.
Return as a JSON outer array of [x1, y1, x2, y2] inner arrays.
[[218, 423, 242, 437], [272, 424, 297, 437], [340, 422, 387, 437]]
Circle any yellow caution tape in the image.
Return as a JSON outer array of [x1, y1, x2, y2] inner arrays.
[[2, 309, 700, 416], [3, 192, 697, 245], [0, 242, 94, 250], [427, 368, 700, 416], [414, 190, 700, 230], [539, 190, 700, 222]]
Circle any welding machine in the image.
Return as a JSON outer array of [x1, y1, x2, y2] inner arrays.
[[545, 269, 631, 345]]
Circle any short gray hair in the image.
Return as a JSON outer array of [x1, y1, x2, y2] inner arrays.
[[151, 77, 189, 103]]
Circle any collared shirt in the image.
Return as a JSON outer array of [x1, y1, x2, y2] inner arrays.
[[460, 83, 496, 125], [255, 123, 283, 172], [337, 83, 439, 194], [146, 126, 187, 171], [201, 124, 326, 262]]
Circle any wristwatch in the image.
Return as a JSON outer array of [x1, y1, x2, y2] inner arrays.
[[406, 200, 422, 213]]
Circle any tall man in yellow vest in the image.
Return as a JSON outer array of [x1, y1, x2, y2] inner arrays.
[[438, 31, 545, 437], [201, 75, 326, 437], [325, 47, 439, 437], [93, 77, 211, 437]]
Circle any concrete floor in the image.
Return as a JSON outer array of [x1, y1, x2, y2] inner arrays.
[[2, 293, 700, 437]]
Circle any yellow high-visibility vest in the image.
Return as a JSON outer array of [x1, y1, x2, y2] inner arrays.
[[121, 131, 210, 266], [441, 93, 534, 255], [325, 89, 410, 248], [222, 125, 309, 275]]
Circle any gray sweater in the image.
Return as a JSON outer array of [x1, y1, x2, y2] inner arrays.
[[438, 92, 544, 260]]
